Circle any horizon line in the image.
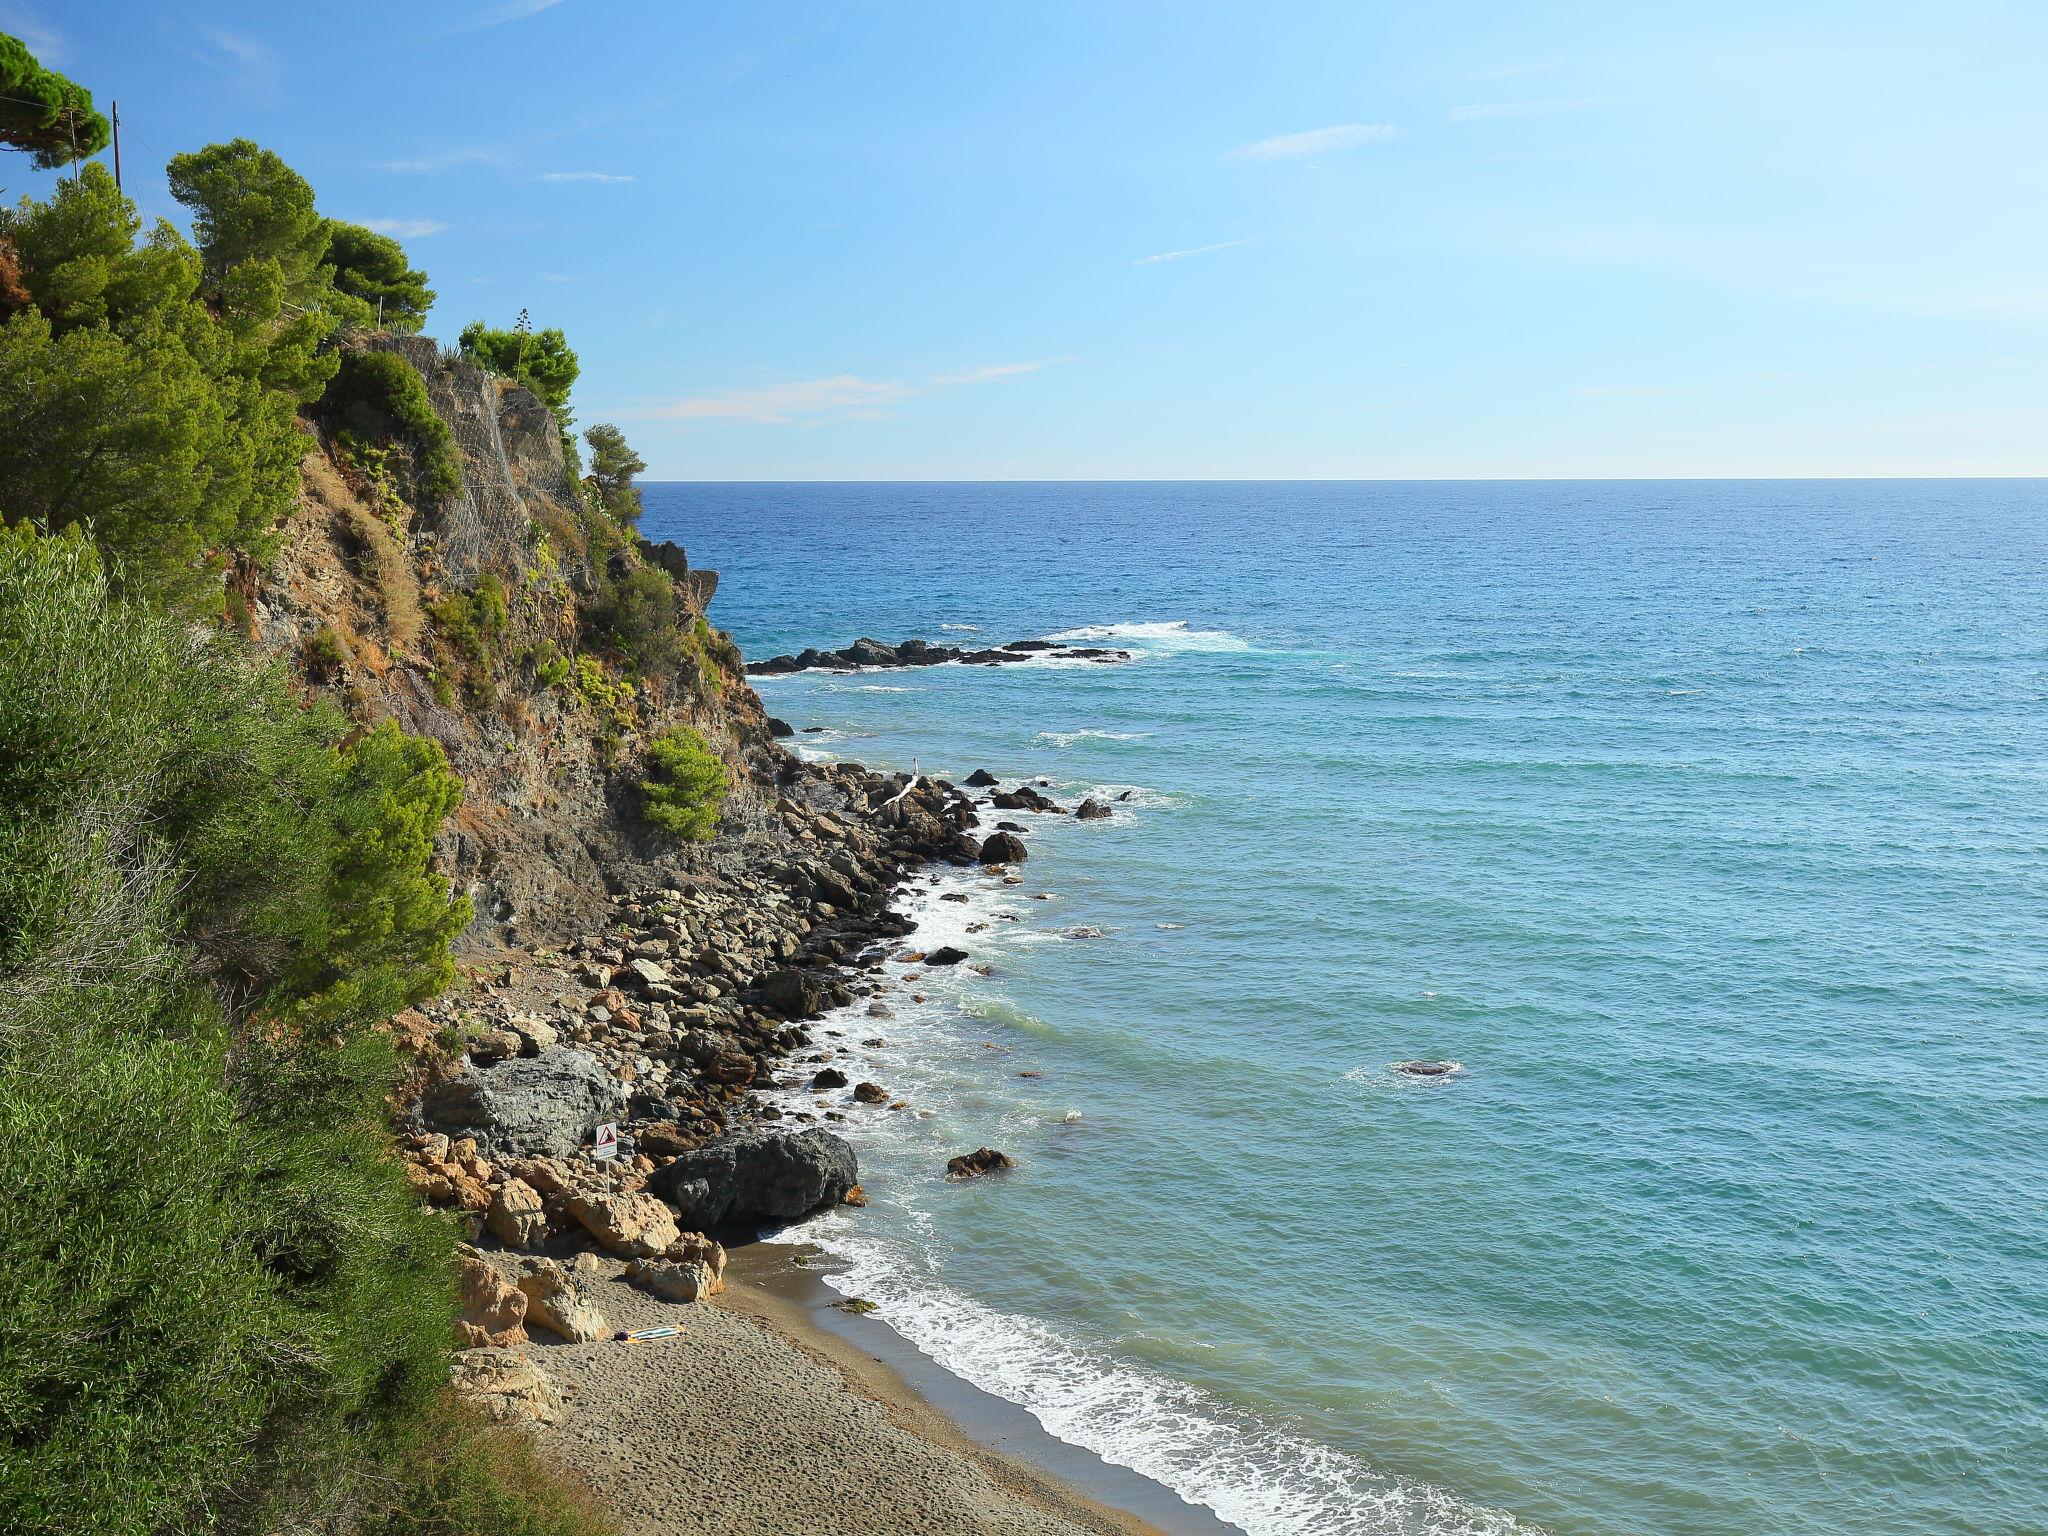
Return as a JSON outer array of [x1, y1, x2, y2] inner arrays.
[[638, 473, 2048, 485]]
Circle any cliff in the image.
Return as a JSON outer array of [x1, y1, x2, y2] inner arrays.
[[242, 334, 779, 952]]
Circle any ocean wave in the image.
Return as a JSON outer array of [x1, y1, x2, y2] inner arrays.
[[1048, 620, 1250, 653], [807, 1246, 1538, 1536], [939, 623, 982, 631], [1036, 728, 1152, 747]]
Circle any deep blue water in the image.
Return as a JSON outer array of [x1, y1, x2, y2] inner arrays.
[[642, 481, 2048, 1536]]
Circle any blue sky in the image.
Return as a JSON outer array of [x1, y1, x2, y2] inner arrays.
[[10, 1, 2047, 478]]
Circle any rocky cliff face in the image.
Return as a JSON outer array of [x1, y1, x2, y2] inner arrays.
[[243, 334, 782, 952]]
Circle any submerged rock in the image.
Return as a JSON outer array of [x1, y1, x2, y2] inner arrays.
[[647, 1127, 858, 1228], [925, 945, 969, 966], [1391, 1060, 1458, 1078], [945, 1147, 1015, 1180]]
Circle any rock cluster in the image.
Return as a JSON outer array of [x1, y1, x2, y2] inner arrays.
[[748, 635, 1132, 675]]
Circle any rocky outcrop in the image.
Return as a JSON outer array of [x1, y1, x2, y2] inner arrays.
[[567, 1191, 681, 1258], [484, 1177, 552, 1249], [449, 1346, 565, 1426], [419, 1048, 628, 1159], [454, 1249, 529, 1347], [647, 1127, 858, 1228], [516, 1258, 610, 1342], [978, 831, 1028, 864], [749, 635, 1132, 675]]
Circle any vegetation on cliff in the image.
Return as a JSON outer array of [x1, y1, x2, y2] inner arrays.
[[0, 29, 657, 1536], [640, 725, 732, 840]]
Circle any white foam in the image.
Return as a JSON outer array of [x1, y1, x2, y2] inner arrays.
[[1049, 619, 1250, 654], [763, 875, 1537, 1536], [939, 623, 982, 631], [1036, 729, 1151, 747]]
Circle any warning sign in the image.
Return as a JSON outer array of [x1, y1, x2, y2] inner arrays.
[[591, 1122, 620, 1161]]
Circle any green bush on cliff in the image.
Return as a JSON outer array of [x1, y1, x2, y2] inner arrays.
[[0, 30, 108, 168], [326, 218, 436, 332], [639, 725, 729, 840], [0, 527, 479, 1536], [326, 348, 465, 503]]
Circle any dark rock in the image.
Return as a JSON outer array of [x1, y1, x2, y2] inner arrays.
[[759, 969, 817, 1018], [648, 1127, 858, 1227], [964, 768, 1000, 788], [925, 946, 969, 966], [1075, 798, 1112, 821], [979, 831, 1028, 864], [853, 1081, 887, 1104], [1391, 1060, 1459, 1077], [811, 1067, 849, 1090], [767, 717, 795, 739], [420, 1049, 628, 1159], [945, 1147, 1015, 1180]]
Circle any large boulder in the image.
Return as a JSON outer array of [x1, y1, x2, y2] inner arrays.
[[454, 1250, 528, 1347], [647, 1127, 858, 1228], [516, 1259, 609, 1342], [567, 1191, 681, 1258], [484, 1178, 551, 1250], [448, 1347, 565, 1426], [419, 1048, 628, 1159], [978, 831, 1028, 864]]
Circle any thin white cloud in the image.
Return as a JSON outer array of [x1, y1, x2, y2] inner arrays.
[[1133, 238, 1255, 267], [362, 218, 450, 238], [444, 0, 566, 35], [189, 28, 278, 93], [633, 360, 1051, 425], [1230, 124, 1399, 161], [1468, 60, 1563, 81], [536, 171, 635, 183], [1449, 98, 1606, 121], [0, 3, 65, 61], [379, 149, 504, 175]]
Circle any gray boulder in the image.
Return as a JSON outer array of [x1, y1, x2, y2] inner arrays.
[[647, 1127, 857, 1228], [420, 1048, 628, 1158]]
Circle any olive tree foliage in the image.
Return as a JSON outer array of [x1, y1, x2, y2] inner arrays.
[[0, 30, 108, 169]]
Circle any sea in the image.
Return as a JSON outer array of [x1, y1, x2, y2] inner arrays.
[[637, 480, 2048, 1536]]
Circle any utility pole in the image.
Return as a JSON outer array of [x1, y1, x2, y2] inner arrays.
[[111, 101, 121, 192]]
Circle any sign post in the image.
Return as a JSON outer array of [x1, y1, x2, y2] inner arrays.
[[592, 1121, 619, 1196]]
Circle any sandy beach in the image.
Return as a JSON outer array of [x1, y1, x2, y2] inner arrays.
[[505, 1242, 1230, 1536]]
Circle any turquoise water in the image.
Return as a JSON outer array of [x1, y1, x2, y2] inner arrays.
[[641, 482, 2048, 1536]]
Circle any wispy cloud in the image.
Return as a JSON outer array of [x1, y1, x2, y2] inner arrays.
[[1133, 238, 1255, 267], [379, 148, 504, 175], [188, 28, 278, 93], [0, 3, 65, 61], [632, 360, 1052, 425], [1230, 124, 1399, 161], [536, 171, 635, 183], [1449, 98, 1606, 121], [1571, 383, 1689, 398], [443, 0, 566, 35], [363, 218, 450, 238]]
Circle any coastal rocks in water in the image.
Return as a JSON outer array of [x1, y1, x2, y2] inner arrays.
[[1074, 798, 1112, 821], [945, 1147, 1015, 1180], [1391, 1059, 1459, 1078], [925, 945, 969, 966], [810, 1066, 849, 1091], [455, 1249, 528, 1347], [517, 1259, 609, 1342], [767, 717, 795, 738], [567, 1190, 681, 1258], [420, 1048, 628, 1159], [991, 785, 1063, 813], [449, 1347, 565, 1426], [978, 831, 1028, 864], [964, 768, 1000, 787], [647, 1127, 859, 1228], [748, 634, 1134, 675], [484, 1177, 552, 1250], [852, 1081, 888, 1104]]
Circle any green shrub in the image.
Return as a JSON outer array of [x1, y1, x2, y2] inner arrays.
[[584, 562, 681, 674], [428, 575, 508, 704], [0, 526, 474, 1535], [639, 725, 728, 841], [325, 349, 464, 503], [306, 622, 347, 676]]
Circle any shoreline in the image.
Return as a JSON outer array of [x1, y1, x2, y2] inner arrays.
[[719, 1240, 1246, 1536]]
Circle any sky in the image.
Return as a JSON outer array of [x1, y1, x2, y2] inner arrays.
[[8, 0, 2048, 479]]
